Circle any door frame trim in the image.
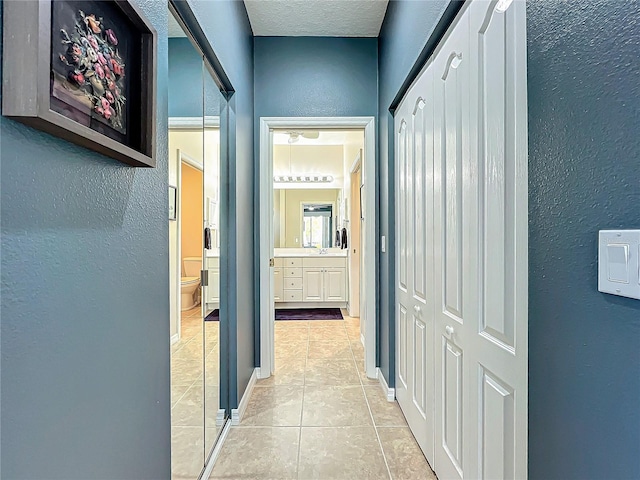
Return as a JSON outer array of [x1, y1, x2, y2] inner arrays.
[[258, 116, 377, 379]]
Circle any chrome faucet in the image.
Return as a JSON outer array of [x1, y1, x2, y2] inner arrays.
[[319, 248, 328, 255]]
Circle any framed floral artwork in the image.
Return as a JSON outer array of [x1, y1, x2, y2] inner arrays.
[[2, 0, 156, 167]]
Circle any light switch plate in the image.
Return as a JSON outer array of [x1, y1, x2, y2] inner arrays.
[[598, 230, 640, 300]]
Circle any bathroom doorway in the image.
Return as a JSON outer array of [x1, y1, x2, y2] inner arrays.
[[167, 2, 231, 478], [258, 118, 377, 389]]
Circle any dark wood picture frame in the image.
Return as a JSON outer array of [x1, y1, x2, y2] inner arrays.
[[2, 0, 157, 167]]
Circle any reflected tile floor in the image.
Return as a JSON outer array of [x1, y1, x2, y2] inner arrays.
[[210, 310, 436, 480], [172, 306, 220, 480]]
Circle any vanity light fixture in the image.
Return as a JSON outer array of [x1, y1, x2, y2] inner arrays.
[[273, 175, 334, 184]]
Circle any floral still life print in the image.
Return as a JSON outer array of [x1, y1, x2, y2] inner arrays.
[[51, 1, 131, 141]]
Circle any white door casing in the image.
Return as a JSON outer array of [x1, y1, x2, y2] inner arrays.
[[259, 117, 377, 380], [394, 1, 528, 478]]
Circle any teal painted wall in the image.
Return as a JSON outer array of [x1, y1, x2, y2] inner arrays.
[[252, 36, 378, 362], [377, 0, 451, 388], [527, 1, 640, 478], [0, 0, 171, 477], [0, 0, 254, 476]]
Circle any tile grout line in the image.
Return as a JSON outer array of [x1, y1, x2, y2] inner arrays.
[[345, 315, 394, 480], [295, 321, 310, 479]]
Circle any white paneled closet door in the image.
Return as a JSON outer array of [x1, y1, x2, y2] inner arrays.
[[466, 1, 529, 478], [394, 1, 527, 479], [395, 62, 436, 466], [432, 7, 472, 480]]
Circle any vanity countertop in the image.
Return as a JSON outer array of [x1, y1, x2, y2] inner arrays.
[[274, 248, 347, 258]]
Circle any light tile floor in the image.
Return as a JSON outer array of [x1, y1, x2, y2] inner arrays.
[[210, 311, 436, 480], [172, 305, 220, 480]]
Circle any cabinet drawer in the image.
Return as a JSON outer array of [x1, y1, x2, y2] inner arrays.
[[302, 257, 346, 268], [273, 258, 283, 267], [283, 257, 303, 268], [283, 289, 303, 302], [284, 268, 303, 278], [207, 257, 219, 269], [283, 277, 303, 290]]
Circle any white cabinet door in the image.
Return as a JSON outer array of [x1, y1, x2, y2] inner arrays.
[[273, 268, 283, 302], [323, 268, 346, 302], [302, 268, 323, 302], [206, 268, 220, 306]]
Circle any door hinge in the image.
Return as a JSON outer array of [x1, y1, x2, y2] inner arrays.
[[269, 258, 275, 267], [201, 269, 209, 287]]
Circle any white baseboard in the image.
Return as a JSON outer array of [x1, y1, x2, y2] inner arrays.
[[201, 420, 231, 479], [170, 333, 180, 346], [360, 333, 365, 348], [377, 368, 395, 402], [216, 409, 225, 427], [256, 367, 271, 380], [231, 367, 258, 425]]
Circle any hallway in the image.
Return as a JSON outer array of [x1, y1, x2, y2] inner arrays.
[[210, 313, 436, 479]]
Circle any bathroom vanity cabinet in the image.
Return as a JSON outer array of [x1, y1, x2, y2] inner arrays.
[[205, 256, 220, 310], [274, 254, 347, 307]]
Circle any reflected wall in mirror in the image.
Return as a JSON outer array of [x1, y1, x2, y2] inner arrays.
[[274, 189, 341, 248]]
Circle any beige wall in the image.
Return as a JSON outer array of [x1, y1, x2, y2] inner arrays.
[[181, 163, 203, 274], [274, 145, 345, 189], [275, 189, 340, 247]]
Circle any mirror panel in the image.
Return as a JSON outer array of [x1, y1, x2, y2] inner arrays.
[[274, 188, 341, 248], [168, 17, 205, 478], [203, 63, 224, 455]]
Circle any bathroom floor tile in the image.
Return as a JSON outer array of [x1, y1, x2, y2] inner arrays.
[[257, 357, 306, 386], [275, 340, 308, 359], [210, 427, 299, 480], [377, 427, 436, 480], [305, 357, 360, 386], [171, 383, 192, 408], [307, 340, 353, 359], [242, 386, 304, 426], [298, 427, 389, 479], [275, 320, 309, 329], [307, 319, 345, 328], [171, 384, 205, 427], [171, 426, 204, 480], [302, 386, 372, 427], [363, 386, 407, 426]]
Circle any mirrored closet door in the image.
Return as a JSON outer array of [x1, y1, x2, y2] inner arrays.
[[168, 5, 228, 479]]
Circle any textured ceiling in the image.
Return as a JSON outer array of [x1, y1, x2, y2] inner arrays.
[[244, 0, 389, 37]]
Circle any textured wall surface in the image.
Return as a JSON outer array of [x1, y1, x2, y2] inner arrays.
[[254, 37, 378, 117], [527, 1, 640, 478], [253, 35, 378, 362], [168, 37, 203, 118], [188, 0, 255, 405], [377, 0, 450, 387], [0, 0, 171, 477]]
